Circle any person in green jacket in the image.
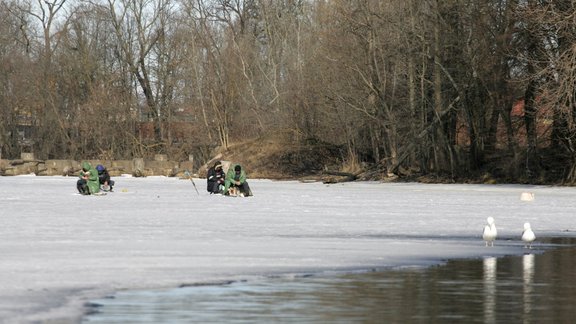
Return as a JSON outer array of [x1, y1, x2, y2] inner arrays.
[[77, 161, 101, 195], [224, 164, 253, 197]]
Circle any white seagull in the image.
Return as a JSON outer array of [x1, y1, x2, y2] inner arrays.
[[483, 217, 497, 247], [522, 222, 536, 249]]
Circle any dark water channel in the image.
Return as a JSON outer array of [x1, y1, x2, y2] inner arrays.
[[83, 238, 576, 323]]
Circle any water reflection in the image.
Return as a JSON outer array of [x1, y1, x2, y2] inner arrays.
[[483, 257, 496, 323], [84, 244, 576, 323], [523, 254, 535, 323]]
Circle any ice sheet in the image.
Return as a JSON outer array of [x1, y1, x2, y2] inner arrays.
[[1, 176, 575, 323]]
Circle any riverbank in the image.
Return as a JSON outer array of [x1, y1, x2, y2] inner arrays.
[[0, 154, 193, 178]]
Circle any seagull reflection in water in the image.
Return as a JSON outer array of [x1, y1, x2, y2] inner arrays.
[[483, 257, 497, 323]]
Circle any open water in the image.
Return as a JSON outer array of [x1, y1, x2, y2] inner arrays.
[[83, 238, 576, 323]]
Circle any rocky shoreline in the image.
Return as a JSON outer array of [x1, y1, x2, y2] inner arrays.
[[0, 153, 196, 178]]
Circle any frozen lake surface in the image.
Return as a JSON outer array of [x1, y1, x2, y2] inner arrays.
[[1, 175, 576, 323]]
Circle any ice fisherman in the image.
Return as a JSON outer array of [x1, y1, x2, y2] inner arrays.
[[207, 161, 226, 194], [224, 164, 253, 197], [77, 161, 100, 195], [96, 164, 115, 192]]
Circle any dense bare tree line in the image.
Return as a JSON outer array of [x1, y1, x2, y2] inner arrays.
[[1, 0, 576, 182]]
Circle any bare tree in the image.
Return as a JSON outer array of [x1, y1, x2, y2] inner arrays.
[[102, 0, 177, 150], [8, 0, 73, 158], [515, 1, 576, 182], [0, 0, 34, 158]]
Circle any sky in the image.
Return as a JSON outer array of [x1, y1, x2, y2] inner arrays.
[[1, 175, 576, 323]]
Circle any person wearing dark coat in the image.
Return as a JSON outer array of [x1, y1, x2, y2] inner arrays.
[[96, 164, 115, 191], [206, 161, 226, 194]]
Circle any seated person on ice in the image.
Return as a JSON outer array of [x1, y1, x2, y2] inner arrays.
[[96, 164, 115, 191], [207, 161, 225, 194], [77, 161, 100, 195], [224, 164, 253, 197]]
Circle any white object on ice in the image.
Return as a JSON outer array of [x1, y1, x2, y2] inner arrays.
[[522, 222, 536, 249], [483, 217, 497, 247], [520, 192, 535, 201]]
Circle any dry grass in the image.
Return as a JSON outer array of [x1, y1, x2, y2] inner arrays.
[[207, 134, 344, 180]]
